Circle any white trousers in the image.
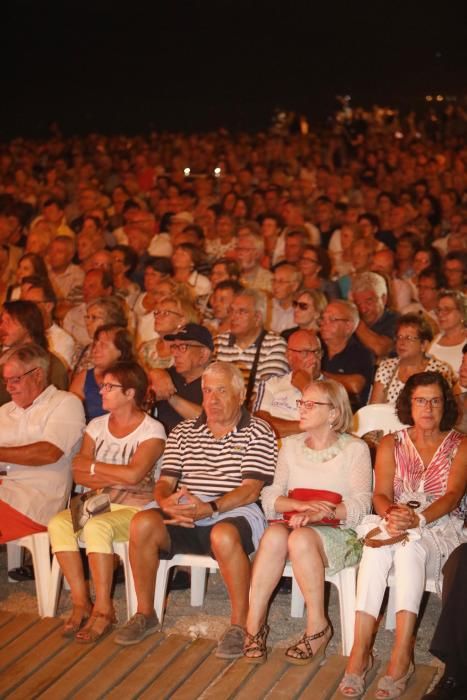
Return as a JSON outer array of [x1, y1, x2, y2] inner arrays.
[[355, 538, 427, 619]]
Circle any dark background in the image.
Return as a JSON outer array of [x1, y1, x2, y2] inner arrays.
[[3, 0, 466, 138]]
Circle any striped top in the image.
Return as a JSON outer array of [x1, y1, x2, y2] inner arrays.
[[160, 408, 277, 498], [213, 330, 289, 394], [394, 429, 464, 514]]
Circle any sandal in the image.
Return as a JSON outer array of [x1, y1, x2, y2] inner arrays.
[[75, 611, 116, 645], [285, 623, 331, 665], [62, 605, 92, 638], [376, 662, 415, 700], [243, 623, 270, 665], [339, 655, 374, 698]]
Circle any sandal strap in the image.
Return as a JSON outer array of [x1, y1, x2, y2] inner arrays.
[[286, 624, 330, 660], [244, 623, 269, 655]]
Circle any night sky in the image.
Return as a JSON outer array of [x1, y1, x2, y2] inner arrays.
[[3, 0, 467, 138]]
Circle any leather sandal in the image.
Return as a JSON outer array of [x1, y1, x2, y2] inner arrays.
[[243, 623, 270, 664], [285, 623, 331, 665], [62, 605, 92, 638], [376, 662, 415, 699], [339, 655, 374, 698], [75, 611, 116, 644]]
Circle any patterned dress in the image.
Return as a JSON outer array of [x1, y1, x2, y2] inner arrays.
[[374, 356, 455, 405], [393, 428, 466, 589]]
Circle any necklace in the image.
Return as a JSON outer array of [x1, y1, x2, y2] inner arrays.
[[303, 432, 350, 462]]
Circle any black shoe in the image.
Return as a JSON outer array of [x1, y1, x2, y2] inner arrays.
[[169, 570, 191, 591], [8, 565, 35, 581], [422, 674, 466, 700]]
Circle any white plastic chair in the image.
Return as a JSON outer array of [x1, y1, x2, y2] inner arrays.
[[283, 562, 357, 655], [48, 539, 136, 620], [6, 533, 52, 617], [385, 573, 437, 630], [353, 403, 407, 438], [152, 553, 357, 656]]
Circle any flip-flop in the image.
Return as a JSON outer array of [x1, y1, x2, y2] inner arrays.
[[75, 612, 116, 644]]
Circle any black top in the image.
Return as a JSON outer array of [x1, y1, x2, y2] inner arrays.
[[321, 334, 375, 411], [153, 366, 203, 434]]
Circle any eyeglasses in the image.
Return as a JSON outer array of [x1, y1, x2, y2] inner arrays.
[[153, 309, 183, 318], [170, 343, 203, 353], [412, 396, 443, 407], [288, 348, 321, 358], [320, 316, 349, 324], [85, 314, 106, 322], [396, 334, 421, 342], [2, 367, 39, 386], [296, 399, 332, 410], [292, 301, 312, 310], [99, 382, 124, 392]]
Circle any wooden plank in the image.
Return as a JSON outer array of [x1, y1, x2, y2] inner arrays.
[[234, 649, 290, 700], [106, 634, 190, 700], [72, 634, 165, 700], [36, 630, 123, 698], [0, 610, 15, 628], [200, 658, 255, 700], [7, 636, 96, 700], [0, 617, 62, 672], [0, 613, 37, 649], [301, 655, 349, 700], [0, 624, 73, 696], [266, 651, 326, 699], [170, 652, 230, 700], [365, 663, 436, 699], [140, 637, 216, 700]]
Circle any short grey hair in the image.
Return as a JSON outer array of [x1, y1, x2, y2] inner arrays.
[[328, 299, 360, 333], [87, 296, 128, 328], [1, 342, 50, 379], [202, 361, 246, 399], [235, 288, 268, 323], [237, 231, 264, 257], [351, 271, 388, 299]]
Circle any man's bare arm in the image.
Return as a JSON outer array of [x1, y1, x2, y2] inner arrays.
[[355, 321, 392, 358], [322, 370, 366, 395], [0, 443, 64, 467], [254, 409, 301, 438]]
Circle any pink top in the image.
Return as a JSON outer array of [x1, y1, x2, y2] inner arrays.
[[393, 429, 463, 514]]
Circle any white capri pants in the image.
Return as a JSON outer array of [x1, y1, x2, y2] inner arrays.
[[355, 537, 427, 619]]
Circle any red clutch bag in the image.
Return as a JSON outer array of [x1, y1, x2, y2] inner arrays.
[[283, 488, 342, 526]]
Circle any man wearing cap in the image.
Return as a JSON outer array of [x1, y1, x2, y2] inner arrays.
[[254, 329, 323, 437], [149, 323, 213, 434]]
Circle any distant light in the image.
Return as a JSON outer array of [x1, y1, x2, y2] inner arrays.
[[436, 95, 444, 102], [394, 131, 404, 139], [214, 167, 222, 177], [426, 95, 433, 102], [183, 167, 191, 176]]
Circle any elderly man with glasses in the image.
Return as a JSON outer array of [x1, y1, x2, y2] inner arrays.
[[0, 343, 85, 543], [320, 300, 375, 411], [254, 329, 323, 437], [148, 323, 213, 434]]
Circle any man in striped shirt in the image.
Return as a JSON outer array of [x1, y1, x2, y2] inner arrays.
[[115, 361, 277, 659], [213, 288, 289, 408]]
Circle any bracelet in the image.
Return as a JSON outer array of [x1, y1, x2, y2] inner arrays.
[[90, 462, 96, 476]]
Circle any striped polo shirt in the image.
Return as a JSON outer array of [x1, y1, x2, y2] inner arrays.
[[213, 330, 289, 394], [160, 408, 277, 498]]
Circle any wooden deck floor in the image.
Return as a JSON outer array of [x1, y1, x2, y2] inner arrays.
[[0, 611, 436, 699]]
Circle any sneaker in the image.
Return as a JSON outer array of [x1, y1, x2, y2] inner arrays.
[[114, 612, 160, 646], [216, 624, 245, 659]]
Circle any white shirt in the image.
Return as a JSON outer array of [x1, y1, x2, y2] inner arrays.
[[0, 385, 85, 524], [47, 322, 75, 370], [270, 300, 295, 334], [254, 371, 324, 421]]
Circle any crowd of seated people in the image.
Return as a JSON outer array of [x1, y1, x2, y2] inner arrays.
[[0, 111, 466, 697]]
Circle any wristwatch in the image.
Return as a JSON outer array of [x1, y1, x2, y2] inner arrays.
[[416, 512, 427, 529], [210, 500, 220, 520]]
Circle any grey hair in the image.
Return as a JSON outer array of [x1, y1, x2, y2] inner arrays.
[[234, 288, 268, 323], [328, 299, 360, 333], [202, 361, 246, 399], [351, 271, 388, 299], [238, 231, 264, 257], [1, 342, 50, 377], [87, 296, 128, 327]]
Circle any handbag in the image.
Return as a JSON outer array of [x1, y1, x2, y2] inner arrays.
[[283, 488, 342, 526], [70, 490, 111, 533]]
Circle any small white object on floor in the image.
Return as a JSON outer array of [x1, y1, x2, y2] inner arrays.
[[188, 623, 209, 639]]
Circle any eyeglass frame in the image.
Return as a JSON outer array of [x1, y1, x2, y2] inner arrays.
[[99, 382, 124, 392], [411, 396, 443, 407], [296, 399, 332, 410], [2, 367, 39, 386]]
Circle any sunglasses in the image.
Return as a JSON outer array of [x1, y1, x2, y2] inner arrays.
[[292, 301, 312, 311]]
